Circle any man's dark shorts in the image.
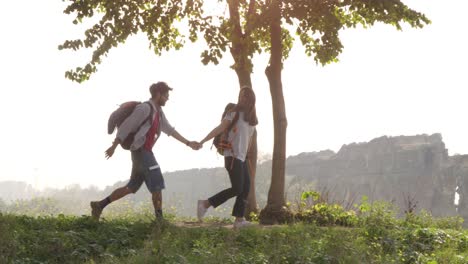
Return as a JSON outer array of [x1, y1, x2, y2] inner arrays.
[[127, 148, 165, 193]]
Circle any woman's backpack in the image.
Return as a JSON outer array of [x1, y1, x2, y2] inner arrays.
[[212, 103, 239, 155]]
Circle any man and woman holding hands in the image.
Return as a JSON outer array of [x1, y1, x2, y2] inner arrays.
[[91, 82, 257, 228]]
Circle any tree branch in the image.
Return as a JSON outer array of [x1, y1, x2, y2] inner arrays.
[[244, 0, 256, 36]]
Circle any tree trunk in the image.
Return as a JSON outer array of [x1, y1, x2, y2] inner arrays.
[[259, 0, 292, 225], [228, 0, 259, 218], [246, 129, 258, 217]]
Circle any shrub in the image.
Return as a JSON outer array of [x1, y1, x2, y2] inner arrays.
[[404, 210, 464, 230], [0, 213, 18, 263], [293, 191, 358, 226]]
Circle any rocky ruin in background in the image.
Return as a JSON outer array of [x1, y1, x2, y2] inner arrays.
[[2, 133, 467, 222], [286, 133, 468, 220]]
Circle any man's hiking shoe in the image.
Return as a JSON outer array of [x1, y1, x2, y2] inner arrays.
[[197, 200, 207, 221], [233, 220, 252, 229], [90, 201, 102, 220]]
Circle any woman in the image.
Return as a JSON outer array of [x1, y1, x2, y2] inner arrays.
[[197, 86, 258, 228]]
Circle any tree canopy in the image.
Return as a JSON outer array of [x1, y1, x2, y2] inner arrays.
[[60, 0, 429, 82]]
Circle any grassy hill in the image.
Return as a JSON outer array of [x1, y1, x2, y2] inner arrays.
[[1, 197, 467, 264]]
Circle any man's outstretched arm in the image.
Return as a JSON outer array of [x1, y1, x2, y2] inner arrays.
[[171, 130, 201, 150], [105, 138, 121, 159]]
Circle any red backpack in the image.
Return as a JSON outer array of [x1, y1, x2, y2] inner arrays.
[[107, 101, 154, 150]]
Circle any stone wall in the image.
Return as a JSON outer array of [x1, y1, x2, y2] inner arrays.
[[286, 133, 465, 218]]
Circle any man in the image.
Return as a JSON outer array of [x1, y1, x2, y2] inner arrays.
[[91, 82, 200, 220]]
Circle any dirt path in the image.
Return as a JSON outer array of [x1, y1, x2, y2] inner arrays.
[[174, 221, 234, 229], [173, 221, 280, 229]]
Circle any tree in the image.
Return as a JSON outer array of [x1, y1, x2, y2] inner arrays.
[[257, 0, 430, 223]]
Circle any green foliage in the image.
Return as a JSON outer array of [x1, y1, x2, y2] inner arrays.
[[296, 203, 358, 226], [359, 200, 400, 231], [0, 198, 6, 211], [7, 197, 64, 216], [284, 0, 430, 65], [117, 223, 369, 264], [0, 213, 154, 263], [294, 190, 358, 226], [2, 202, 468, 264], [290, 191, 468, 263], [0, 213, 18, 264], [4, 190, 467, 263], [59, 0, 200, 82], [404, 210, 464, 230], [357, 195, 372, 213], [61, 0, 430, 82], [300, 190, 321, 201], [354, 199, 468, 263]]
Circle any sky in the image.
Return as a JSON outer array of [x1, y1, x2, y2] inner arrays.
[[0, 0, 467, 190]]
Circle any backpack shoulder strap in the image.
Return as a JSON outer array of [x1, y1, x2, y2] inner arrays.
[[226, 111, 240, 132], [134, 102, 154, 132], [143, 102, 154, 123]]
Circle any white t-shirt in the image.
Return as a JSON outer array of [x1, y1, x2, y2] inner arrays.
[[223, 112, 255, 162]]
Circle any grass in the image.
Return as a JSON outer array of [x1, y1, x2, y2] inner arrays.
[[1, 212, 468, 264], [1, 195, 467, 263]]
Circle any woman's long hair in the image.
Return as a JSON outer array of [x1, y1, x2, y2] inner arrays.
[[235, 86, 258, 126]]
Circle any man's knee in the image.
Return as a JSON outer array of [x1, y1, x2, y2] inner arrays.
[[152, 191, 162, 199]]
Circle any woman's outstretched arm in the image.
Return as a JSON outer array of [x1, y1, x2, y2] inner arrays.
[[200, 119, 231, 145]]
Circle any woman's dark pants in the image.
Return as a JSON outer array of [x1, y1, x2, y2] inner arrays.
[[208, 157, 250, 218]]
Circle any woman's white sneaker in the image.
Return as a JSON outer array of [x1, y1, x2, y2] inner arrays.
[[233, 220, 252, 229], [197, 200, 208, 221]]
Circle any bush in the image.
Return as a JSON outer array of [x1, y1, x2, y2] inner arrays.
[[293, 191, 358, 226], [404, 210, 464, 230], [0, 213, 18, 263]]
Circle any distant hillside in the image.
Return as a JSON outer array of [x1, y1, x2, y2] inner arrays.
[[284, 133, 468, 220], [2, 133, 467, 221], [0, 181, 38, 202]]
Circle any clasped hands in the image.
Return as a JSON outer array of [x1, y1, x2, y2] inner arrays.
[[187, 141, 203, 150]]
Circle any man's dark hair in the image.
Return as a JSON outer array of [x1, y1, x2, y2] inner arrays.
[[150, 82, 173, 98]]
